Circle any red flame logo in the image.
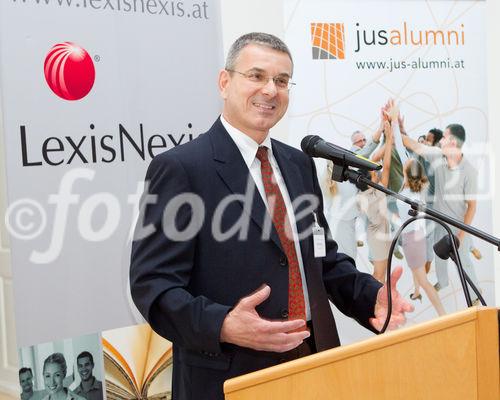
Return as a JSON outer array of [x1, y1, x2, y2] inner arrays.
[[44, 42, 95, 101]]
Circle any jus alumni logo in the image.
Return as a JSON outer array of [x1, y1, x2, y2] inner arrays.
[[44, 42, 96, 101], [311, 23, 345, 60]]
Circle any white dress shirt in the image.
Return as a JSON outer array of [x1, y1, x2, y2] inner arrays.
[[220, 115, 311, 320]]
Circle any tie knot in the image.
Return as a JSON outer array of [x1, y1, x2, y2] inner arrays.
[[256, 146, 269, 163]]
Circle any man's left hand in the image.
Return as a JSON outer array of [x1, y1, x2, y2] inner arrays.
[[369, 266, 414, 331]]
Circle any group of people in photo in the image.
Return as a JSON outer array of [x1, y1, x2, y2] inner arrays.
[[323, 99, 482, 316], [19, 351, 103, 400]]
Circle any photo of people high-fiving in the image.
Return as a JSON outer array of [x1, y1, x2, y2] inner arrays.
[[322, 99, 484, 318]]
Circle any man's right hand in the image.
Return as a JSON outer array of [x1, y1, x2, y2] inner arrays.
[[220, 285, 310, 353]]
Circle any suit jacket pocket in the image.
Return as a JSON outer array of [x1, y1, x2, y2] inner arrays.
[[179, 347, 232, 371]]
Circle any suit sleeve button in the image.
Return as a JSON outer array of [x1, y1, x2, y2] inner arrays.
[[281, 309, 289, 318], [279, 256, 288, 266]]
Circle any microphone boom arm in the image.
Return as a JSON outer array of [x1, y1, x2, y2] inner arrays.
[[328, 164, 497, 333], [334, 166, 500, 250]]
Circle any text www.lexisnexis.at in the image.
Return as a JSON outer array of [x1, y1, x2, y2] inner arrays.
[[12, 0, 210, 19]]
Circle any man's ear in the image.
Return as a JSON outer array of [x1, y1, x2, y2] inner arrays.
[[218, 69, 230, 99]]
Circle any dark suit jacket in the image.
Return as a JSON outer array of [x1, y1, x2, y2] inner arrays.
[[130, 118, 382, 400]]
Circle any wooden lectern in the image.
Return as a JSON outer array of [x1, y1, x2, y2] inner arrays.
[[224, 307, 499, 400]]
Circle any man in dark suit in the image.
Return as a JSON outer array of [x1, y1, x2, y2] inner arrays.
[[130, 32, 412, 400]]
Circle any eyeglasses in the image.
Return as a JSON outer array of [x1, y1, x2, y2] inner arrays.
[[354, 138, 367, 145], [226, 69, 296, 91]]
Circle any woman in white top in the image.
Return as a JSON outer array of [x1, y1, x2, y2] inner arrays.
[[322, 161, 361, 260], [392, 103, 446, 316], [322, 127, 392, 281], [357, 120, 394, 283]]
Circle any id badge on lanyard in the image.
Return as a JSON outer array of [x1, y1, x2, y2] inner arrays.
[[312, 212, 326, 258]]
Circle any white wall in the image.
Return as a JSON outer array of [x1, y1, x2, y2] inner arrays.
[[486, 0, 500, 305], [0, 75, 18, 397]]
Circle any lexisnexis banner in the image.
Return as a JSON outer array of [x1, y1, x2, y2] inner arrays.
[[0, 0, 222, 347], [285, 0, 492, 344]]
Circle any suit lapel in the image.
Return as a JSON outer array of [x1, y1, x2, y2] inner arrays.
[[271, 140, 311, 261], [209, 119, 283, 252]]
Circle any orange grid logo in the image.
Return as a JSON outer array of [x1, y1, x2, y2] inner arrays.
[[311, 23, 345, 60]]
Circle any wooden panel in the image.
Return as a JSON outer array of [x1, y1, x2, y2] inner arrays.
[[475, 308, 500, 399], [0, 276, 18, 396], [0, 117, 17, 395], [225, 308, 499, 400], [0, 105, 10, 251], [0, 252, 11, 279], [3, 279, 17, 369]]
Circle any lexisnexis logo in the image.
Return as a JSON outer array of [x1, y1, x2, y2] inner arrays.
[[21, 41, 194, 169], [44, 42, 95, 100], [311, 22, 466, 59]]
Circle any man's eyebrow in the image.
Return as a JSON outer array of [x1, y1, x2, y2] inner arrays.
[[246, 67, 291, 78]]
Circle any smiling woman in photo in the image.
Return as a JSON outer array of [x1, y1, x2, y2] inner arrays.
[[41, 353, 85, 400]]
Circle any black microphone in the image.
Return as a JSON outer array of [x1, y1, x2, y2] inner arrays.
[[433, 234, 460, 262], [301, 135, 382, 171]]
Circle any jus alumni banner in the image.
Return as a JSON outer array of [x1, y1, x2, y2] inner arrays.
[[285, 0, 492, 344], [0, 0, 222, 349]]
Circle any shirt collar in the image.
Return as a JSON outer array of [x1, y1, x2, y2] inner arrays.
[[78, 377, 100, 392], [220, 115, 273, 168], [444, 153, 465, 170]]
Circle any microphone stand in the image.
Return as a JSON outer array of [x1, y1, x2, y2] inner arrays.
[[330, 163, 499, 333]]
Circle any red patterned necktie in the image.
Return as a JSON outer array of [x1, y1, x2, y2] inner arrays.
[[255, 146, 306, 325]]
